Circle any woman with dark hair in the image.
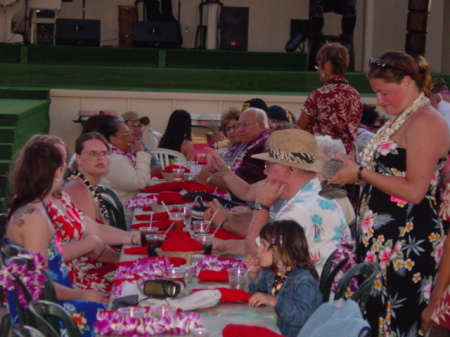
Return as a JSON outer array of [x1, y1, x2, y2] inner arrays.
[[297, 42, 363, 156], [330, 51, 449, 336], [158, 109, 195, 160], [4, 141, 108, 337], [96, 115, 151, 225]]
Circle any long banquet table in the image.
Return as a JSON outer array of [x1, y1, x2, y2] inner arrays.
[[106, 183, 280, 337]]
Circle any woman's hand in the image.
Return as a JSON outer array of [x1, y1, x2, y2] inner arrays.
[[81, 289, 109, 305], [328, 153, 360, 185], [204, 199, 229, 226], [130, 139, 144, 153], [421, 302, 437, 334], [243, 256, 260, 280], [249, 292, 276, 307]]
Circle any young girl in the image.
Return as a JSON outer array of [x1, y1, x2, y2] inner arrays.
[[244, 220, 323, 337]]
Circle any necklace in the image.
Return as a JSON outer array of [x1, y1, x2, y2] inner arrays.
[[69, 170, 109, 220], [326, 77, 349, 85], [110, 145, 136, 165], [232, 129, 270, 172], [271, 267, 292, 296], [360, 92, 430, 169]]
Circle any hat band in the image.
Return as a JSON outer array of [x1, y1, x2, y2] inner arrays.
[[269, 147, 316, 164]]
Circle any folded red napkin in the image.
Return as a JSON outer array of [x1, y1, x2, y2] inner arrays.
[[163, 165, 190, 173], [123, 246, 148, 255], [161, 236, 203, 252], [135, 212, 169, 221], [223, 325, 282, 337], [192, 287, 251, 302], [140, 181, 224, 194], [130, 220, 169, 230], [209, 228, 245, 241], [141, 205, 153, 211], [151, 173, 164, 179], [156, 191, 186, 205], [165, 230, 191, 239], [116, 256, 186, 267], [197, 268, 229, 282]]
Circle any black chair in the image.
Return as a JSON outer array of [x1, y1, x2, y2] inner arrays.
[[0, 313, 11, 337], [335, 262, 381, 313], [319, 250, 349, 303], [12, 324, 45, 337], [102, 196, 127, 231], [97, 185, 125, 220], [29, 300, 81, 337]]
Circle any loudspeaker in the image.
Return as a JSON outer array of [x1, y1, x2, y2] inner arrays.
[[132, 21, 178, 48], [219, 6, 249, 51], [55, 19, 100, 47]]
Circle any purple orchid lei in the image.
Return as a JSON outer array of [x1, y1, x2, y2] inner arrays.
[[193, 255, 245, 276], [0, 251, 46, 308], [94, 306, 203, 336], [331, 240, 358, 293], [113, 258, 174, 298], [126, 195, 158, 211], [110, 145, 137, 166]]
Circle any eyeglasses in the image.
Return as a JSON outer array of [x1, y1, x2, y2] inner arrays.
[[128, 123, 144, 129], [81, 151, 110, 158], [368, 58, 413, 78], [224, 124, 239, 132], [235, 121, 261, 129]]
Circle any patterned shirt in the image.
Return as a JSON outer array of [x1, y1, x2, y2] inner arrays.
[[276, 177, 351, 275], [301, 77, 363, 156]]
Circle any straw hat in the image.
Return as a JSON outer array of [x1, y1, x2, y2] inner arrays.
[[122, 111, 150, 126], [252, 129, 324, 173]]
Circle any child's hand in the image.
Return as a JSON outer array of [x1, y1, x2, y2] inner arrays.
[[248, 292, 276, 307], [243, 256, 260, 280]]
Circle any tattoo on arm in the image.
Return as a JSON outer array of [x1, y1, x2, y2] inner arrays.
[[11, 206, 36, 227]]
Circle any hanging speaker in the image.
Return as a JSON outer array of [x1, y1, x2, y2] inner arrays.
[[55, 19, 100, 47], [219, 6, 249, 51]]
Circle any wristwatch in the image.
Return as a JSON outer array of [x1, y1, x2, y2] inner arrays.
[[253, 202, 270, 211]]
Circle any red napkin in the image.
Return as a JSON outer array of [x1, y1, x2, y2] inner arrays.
[[197, 268, 229, 282], [130, 220, 170, 230], [151, 173, 164, 179], [123, 246, 148, 255], [161, 236, 203, 252], [163, 165, 190, 173], [116, 256, 186, 267], [139, 181, 226, 194], [192, 288, 251, 302], [209, 228, 245, 241], [156, 191, 186, 205], [135, 212, 169, 221], [165, 230, 191, 239], [223, 325, 282, 337]]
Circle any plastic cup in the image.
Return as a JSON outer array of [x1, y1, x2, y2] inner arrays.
[[184, 172, 196, 181], [181, 264, 194, 283], [183, 204, 193, 227], [227, 267, 249, 291], [192, 220, 211, 235], [165, 267, 186, 283], [191, 328, 210, 336], [117, 307, 146, 319], [191, 254, 205, 265], [169, 212, 185, 231], [139, 227, 159, 246], [173, 168, 185, 181], [151, 305, 177, 318], [194, 234, 214, 255], [146, 234, 165, 257]]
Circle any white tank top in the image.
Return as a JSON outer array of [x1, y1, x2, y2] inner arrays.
[[436, 93, 450, 133]]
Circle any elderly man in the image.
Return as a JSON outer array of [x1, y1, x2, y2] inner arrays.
[[121, 111, 162, 174], [198, 107, 270, 189], [207, 129, 351, 275]]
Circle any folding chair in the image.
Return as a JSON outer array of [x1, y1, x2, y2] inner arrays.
[[148, 148, 186, 169], [12, 324, 45, 337], [319, 249, 349, 303]]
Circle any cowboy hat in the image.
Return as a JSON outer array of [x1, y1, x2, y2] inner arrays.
[[252, 129, 324, 172]]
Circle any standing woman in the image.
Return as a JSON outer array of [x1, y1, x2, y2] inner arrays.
[[158, 109, 195, 160], [4, 141, 108, 337], [330, 51, 449, 336], [297, 42, 362, 156]]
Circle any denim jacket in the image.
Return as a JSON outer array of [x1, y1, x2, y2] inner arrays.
[[248, 267, 323, 337]]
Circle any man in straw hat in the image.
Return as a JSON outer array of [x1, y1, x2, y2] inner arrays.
[[206, 128, 350, 275]]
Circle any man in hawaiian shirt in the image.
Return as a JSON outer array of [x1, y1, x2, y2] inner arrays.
[[209, 129, 351, 275]]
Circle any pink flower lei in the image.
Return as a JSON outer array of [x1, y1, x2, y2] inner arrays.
[[111, 145, 137, 166], [0, 250, 46, 308], [232, 129, 270, 172], [126, 195, 158, 211], [193, 255, 245, 276], [94, 307, 203, 336]]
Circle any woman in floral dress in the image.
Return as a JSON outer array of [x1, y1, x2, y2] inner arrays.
[[4, 141, 108, 337], [330, 51, 449, 336]]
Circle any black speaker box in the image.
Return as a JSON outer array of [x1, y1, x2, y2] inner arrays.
[[219, 7, 249, 51], [132, 21, 178, 48], [55, 19, 100, 47]]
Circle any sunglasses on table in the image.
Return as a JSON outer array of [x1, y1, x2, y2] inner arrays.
[[368, 58, 413, 78]]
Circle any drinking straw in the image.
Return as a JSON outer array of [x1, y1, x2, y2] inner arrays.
[[161, 201, 171, 216], [149, 211, 154, 230], [164, 222, 176, 235], [209, 209, 219, 224], [213, 186, 218, 194]]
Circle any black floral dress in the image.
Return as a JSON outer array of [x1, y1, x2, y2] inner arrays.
[[356, 140, 445, 337]]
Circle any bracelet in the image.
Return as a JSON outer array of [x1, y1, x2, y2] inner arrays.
[[217, 167, 230, 178], [357, 166, 365, 181], [218, 217, 231, 230]]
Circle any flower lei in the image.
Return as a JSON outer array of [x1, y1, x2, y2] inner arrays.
[[193, 255, 245, 276], [0, 251, 46, 308], [111, 145, 137, 166], [69, 170, 109, 220], [94, 307, 202, 336], [113, 258, 174, 298], [126, 195, 158, 211], [330, 241, 358, 293], [232, 129, 270, 172], [360, 92, 430, 169]]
